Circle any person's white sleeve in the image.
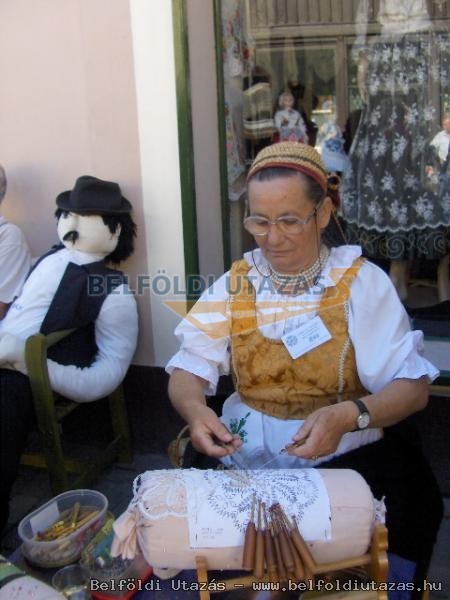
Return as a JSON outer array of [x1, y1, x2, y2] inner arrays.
[[348, 261, 440, 393], [0, 223, 31, 303], [166, 272, 231, 395], [47, 285, 138, 401]]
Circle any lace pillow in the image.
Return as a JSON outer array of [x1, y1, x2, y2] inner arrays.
[[112, 468, 378, 572]]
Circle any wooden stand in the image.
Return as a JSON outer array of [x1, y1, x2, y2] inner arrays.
[[195, 523, 388, 600]]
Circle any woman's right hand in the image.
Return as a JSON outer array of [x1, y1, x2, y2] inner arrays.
[[187, 404, 242, 458]]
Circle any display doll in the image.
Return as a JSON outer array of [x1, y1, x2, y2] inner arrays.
[[0, 175, 138, 532], [274, 90, 308, 143], [341, 0, 450, 302], [0, 164, 31, 318]]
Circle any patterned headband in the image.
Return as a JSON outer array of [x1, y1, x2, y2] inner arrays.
[[247, 141, 328, 192]]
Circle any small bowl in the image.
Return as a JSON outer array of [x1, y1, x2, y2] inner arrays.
[[81, 529, 152, 596], [18, 489, 108, 568]]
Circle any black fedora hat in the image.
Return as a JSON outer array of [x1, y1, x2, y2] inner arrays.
[[56, 175, 132, 214]]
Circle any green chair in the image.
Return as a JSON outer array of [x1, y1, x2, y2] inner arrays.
[[20, 329, 132, 494]]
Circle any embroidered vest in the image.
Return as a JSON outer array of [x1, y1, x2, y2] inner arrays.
[[229, 257, 367, 419], [30, 246, 124, 368]]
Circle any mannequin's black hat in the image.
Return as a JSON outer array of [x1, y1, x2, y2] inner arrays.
[[56, 175, 132, 214]]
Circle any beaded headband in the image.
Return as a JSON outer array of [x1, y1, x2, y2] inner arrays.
[[247, 142, 328, 192]]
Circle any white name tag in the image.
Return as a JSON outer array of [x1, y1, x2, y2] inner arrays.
[[281, 315, 332, 359]]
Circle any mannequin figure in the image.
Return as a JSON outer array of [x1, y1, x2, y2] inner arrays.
[[0, 175, 138, 532], [341, 0, 450, 302], [0, 164, 31, 318], [274, 90, 308, 143]]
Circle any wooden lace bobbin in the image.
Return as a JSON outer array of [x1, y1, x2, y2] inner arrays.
[[274, 504, 305, 581], [270, 507, 295, 576], [270, 519, 286, 581], [262, 503, 277, 579], [290, 514, 316, 582], [254, 499, 265, 579], [241, 493, 257, 571]]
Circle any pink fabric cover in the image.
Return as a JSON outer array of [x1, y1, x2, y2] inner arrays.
[[112, 468, 375, 571]]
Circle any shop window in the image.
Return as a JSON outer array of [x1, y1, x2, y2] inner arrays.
[[217, 0, 450, 305]]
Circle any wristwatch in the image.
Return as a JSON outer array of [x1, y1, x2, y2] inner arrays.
[[353, 399, 371, 430]]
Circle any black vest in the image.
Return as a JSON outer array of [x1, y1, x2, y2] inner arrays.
[[31, 246, 124, 368]]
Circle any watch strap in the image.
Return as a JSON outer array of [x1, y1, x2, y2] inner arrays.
[[353, 398, 369, 416]]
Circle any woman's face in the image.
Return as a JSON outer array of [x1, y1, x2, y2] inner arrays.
[[247, 174, 331, 274]]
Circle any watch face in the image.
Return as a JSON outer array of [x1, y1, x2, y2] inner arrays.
[[358, 412, 370, 429]]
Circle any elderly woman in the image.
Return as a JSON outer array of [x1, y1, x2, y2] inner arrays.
[[167, 142, 442, 596]]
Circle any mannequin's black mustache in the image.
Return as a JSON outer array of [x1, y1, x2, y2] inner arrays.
[[63, 231, 79, 243]]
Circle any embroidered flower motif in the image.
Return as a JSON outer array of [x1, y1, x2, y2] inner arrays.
[[392, 134, 408, 162], [405, 43, 417, 59], [229, 411, 251, 443], [368, 76, 380, 96], [362, 171, 375, 190], [414, 196, 434, 220], [404, 171, 419, 190], [413, 135, 427, 156], [392, 46, 401, 62], [381, 173, 395, 192], [430, 64, 440, 82], [440, 192, 450, 215], [370, 107, 381, 127], [404, 104, 419, 126], [367, 200, 383, 224], [372, 135, 388, 159], [381, 47, 391, 63], [423, 105, 436, 122], [388, 200, 408, 226]]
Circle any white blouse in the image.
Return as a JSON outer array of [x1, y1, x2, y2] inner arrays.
[[167, 245, 438, 394], [166, 245, 438, 468], [166, 246, 439, 469]]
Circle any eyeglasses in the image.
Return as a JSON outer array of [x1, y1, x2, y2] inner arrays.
[[243, 202, 322, 237]]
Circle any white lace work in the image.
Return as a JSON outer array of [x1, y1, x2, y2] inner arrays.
[[129, 468, 331, 549], [132, 469, 188, 519]]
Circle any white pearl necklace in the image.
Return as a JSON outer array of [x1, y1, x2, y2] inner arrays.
[[268, 245, 330, 288]]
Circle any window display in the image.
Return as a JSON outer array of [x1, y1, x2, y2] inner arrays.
[[218, 0, 450, 302]]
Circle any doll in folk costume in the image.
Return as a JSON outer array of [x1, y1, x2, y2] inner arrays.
[[274, 90, 308, 144], [0, 175, 138, 532], [341, 0, 450, 301]]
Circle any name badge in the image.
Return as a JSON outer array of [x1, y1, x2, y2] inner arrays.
[[281, 315, 332, 359]]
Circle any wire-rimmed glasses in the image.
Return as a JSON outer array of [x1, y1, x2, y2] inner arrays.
[[243, 201, 322, 237]]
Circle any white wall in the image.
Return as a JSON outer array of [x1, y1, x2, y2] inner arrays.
[[130, 0, 186, 366], [0, 0, 220, 367], [0, 0, 181, 366]]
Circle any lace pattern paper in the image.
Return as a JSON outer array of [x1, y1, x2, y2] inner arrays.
[[130, 468, 331, 549]]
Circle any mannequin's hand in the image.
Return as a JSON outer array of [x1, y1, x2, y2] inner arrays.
[[0, 333, 27, 374], [187, 404, 242, 458], [286, 401, 357, 461]]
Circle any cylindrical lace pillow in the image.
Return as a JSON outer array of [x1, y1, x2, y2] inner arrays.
[[112, 468, 379, 571]]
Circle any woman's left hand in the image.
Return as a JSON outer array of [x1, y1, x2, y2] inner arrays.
[[286, 401, 356, 460]]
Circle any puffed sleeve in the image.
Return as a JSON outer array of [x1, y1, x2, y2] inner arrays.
[[47, 284, 138, 401], [165, 272, 232, 395], [348, 260, 439, 393]]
